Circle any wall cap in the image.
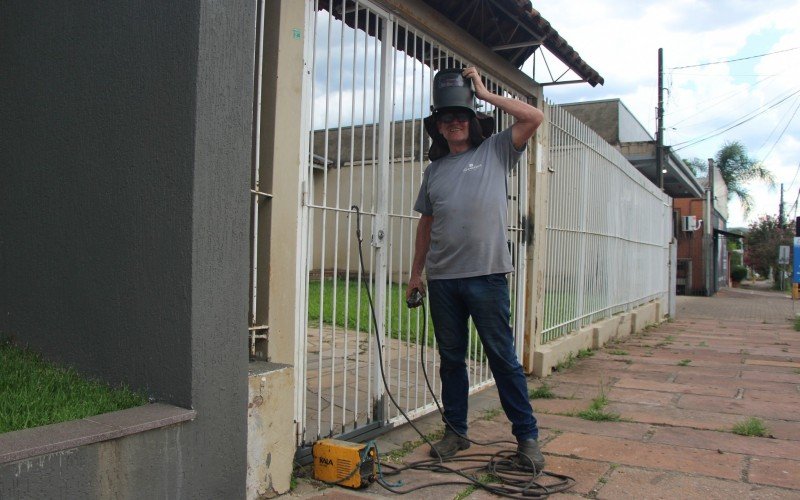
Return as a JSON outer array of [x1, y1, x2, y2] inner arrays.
[[0, 403, 195, 464]]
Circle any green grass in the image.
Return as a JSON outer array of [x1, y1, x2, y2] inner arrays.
[[554, 353, 576, 371], [482, 407, 503, 420], [308, 279, 492, 358], [1, 340, 147, 433], [577, 348, 595, 358], [732, 417, 768, 437], [529, 384, 555, 399], [454, 473, 498, 500], [607, 349, 628, 356], [698, 341, 708, 347], [793, 317, 800, 331], [577, 383, 620, 422], [677, 359, 692, 366], [308, 278, 434, 345], [382, 428, 445, 462]]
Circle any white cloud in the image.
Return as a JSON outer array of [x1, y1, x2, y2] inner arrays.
[[533, 0, 800, 226]]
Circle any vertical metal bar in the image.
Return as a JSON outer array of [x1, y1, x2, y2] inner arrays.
[[296, 0, 316, 446], [371, 13, 394, 424], [354, 6, 371, 427]]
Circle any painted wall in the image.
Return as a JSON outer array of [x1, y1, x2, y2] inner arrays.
[[674, 198, 707, 294], [0, 1, 255, 497]]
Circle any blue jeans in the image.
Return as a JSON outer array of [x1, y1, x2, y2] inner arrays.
[[428, 274, 538, 442]]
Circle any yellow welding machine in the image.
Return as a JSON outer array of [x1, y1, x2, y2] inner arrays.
[[312, 438, 377, 489]]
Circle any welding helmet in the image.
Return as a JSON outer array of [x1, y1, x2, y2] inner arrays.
[[431, 68, 476, 115], [423, 69, 495, 160]]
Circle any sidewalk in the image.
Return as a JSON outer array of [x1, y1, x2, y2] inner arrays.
[[291, 288, 800, 499]]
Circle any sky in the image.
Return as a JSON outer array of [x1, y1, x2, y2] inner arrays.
[[530, 0, 800, 229]]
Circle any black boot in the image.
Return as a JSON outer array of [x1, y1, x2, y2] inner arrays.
[[429, 429, 470, 458], [516, 439, 545, 471]]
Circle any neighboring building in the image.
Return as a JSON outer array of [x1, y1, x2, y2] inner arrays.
[[674, 168, 741, 295], [560, 99, 734, 296]]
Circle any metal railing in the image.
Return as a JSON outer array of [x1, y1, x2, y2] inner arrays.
[[541, 103, 672, 343], [295, 0, 532, 447]]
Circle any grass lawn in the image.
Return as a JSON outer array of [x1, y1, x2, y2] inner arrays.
[[1, 339, 147, 434], [308, 278, 501, 358], [307, 278, 435, 346]]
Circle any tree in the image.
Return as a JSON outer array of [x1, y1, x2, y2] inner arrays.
[[686, 142, 774, 215], [683, 157, 706, 176], [714, 141, 774, 215], [744, 215, 792, 280]]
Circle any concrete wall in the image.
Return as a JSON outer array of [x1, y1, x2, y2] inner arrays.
[[0, 1, 255, 497], [561, 100, 620, 145], [617, 101, 653, 143], [533, 300, 665, 377], [1, 425, 188, 498]]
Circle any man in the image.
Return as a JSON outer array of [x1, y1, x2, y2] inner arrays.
[[406, 67, 545, 469]]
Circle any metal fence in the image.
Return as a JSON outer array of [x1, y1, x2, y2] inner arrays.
[[295, 0, 532, 448], [541, 103, 672, 343]]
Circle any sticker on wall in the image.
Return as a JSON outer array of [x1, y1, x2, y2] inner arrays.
[[292, 28, 302, 40]]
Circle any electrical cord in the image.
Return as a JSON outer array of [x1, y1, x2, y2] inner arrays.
[[349, 205, 575, 498]]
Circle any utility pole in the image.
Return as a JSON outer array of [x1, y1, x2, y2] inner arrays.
[[779, 183, 785, 228], [656, 48, 664, 191]]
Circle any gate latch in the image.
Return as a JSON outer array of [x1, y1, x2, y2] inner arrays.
[[372, 229, 385, 248]]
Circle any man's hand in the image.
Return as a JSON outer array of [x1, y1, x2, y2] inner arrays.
[[462, 66, 543, 149], [406, 275, 426, 301], [462, 67, 490, 101]]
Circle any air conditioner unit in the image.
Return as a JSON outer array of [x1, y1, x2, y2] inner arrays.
[[682, 215, 698, 232]]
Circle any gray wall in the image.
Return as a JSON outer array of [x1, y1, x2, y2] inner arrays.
[[1, 1, 255, 497]]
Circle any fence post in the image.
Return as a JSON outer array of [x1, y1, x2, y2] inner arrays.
[[524, 96, 551, 375]]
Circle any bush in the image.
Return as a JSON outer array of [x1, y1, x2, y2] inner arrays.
[[731, 266, 748, 283]]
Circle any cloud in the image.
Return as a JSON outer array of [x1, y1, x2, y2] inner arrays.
[[534, 0, 800, 226]]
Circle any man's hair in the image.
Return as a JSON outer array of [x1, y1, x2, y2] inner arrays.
[[428, 116, 486, 161]]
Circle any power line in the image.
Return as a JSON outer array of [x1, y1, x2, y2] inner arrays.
[[669, 46, 800, 70], [667, 73, 779, 125], [673, 88, 800, 151], [759, 97, 800, 170]]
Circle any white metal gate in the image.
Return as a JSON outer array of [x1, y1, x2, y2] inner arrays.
[[295, 0, 532, 448]]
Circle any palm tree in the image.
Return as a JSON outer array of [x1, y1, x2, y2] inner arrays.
[[686, 144, 777, 281], [713, 141, 774, 215]]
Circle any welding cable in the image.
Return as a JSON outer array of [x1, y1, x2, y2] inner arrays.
[[350, 205, 446, 463], [349, 206, 575, 498], [375, 452, 575, 498]]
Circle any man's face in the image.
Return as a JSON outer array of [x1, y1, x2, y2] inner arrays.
[[436, 110, 471, 145]]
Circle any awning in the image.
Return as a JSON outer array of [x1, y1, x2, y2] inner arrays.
[[714, 228, 744, 239]]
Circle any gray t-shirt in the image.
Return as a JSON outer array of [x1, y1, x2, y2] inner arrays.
[[414, 127, 524, 280]]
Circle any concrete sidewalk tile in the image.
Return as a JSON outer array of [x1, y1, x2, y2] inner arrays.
[[740, 370, 800, 384], [749, 456, 800, 490], [536, 413, 652, 441], [677, 393, 800, 421], [744, 388, 800, 406], [605, 387, 676, 406], [745, 359, 800, 368], [532, 398, 591, 415], [544, 433, 743, 480], [674, 374, 798, 394], [754, 419, 800, 441], [611, 376, 735, 398], [540, 455, 610, 495], [596, 467, 797, 500], [648, 426, 800, 460], [606, 402, 741, 430], [546, 381, 600, 399]]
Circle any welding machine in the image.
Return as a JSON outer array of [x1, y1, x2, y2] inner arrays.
[[312, 439, 377, 489]]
